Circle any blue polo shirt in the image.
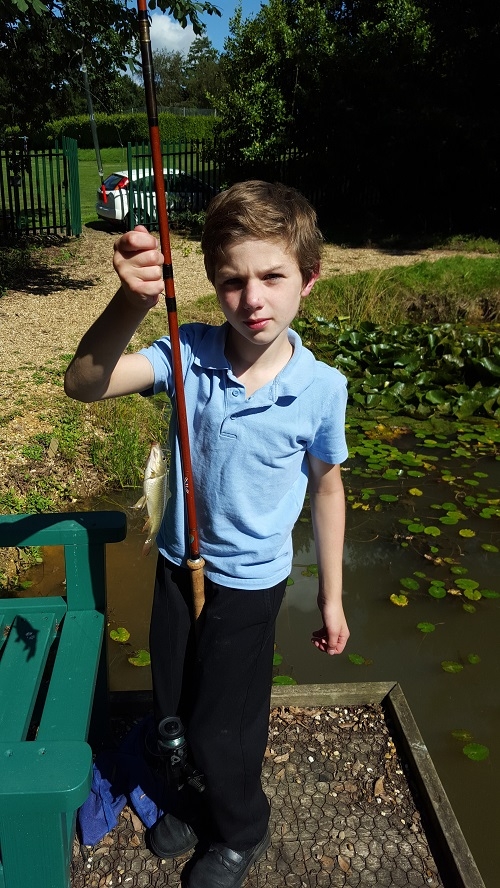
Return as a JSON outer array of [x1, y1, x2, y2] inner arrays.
[[140, 323, 348, 589]]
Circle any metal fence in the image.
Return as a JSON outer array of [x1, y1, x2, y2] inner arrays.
[[126, 139, 220, 229], [0, 136, 81, 240]]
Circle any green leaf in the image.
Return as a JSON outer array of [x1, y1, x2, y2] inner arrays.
[[480, 588, 500, 599], [128, 649, 151, 667], [272, 674, 297, 685], [441, 661, 464, 673], [408, 523, 425, 533], [463, 743, 490, 761], [429, 585, 447, 599], [451, 729, 473, 742], [481, 543, 499, 553], [467, 653, 481, 665], [390, 593, 409, 607], [401, 577, 420, 591], [459, 528, 476, 538], [110, 627, 130, 643], [273, 652, 283, 666], [348, 653, 367, 665], [409, 487, 423, 496], [424, 526, 441, 536], [455, 579, 479, 591], [417, 622, 436, 633], [286, 576, 295, 585]]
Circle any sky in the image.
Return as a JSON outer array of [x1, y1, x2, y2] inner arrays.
[[149, 1, 265, 56]]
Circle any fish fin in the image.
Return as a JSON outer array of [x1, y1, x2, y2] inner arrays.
[[132, 494, 146, 510], [142, 539, 153, 556], [141, 517, 151, 534]]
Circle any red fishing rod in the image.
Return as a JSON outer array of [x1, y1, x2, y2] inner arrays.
[[137, 0, 205, 620]]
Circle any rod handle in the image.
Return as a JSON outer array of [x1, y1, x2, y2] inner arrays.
[[187, 557, 206, 620]]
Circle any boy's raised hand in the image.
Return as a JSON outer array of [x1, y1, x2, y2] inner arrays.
[[113, 225, 165, 309], [311, 597, 350, 656]]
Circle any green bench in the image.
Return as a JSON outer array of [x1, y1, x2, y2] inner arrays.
[[0, 511, 127, 888]]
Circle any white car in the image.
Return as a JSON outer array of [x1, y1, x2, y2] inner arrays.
[[96, 168, 216, 227]]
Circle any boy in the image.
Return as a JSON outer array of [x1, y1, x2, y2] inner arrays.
[[65, 180, 349, 888]]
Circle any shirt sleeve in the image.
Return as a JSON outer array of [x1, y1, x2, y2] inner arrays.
[[307, 368, 349, 466]]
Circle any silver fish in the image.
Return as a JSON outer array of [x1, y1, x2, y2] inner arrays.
[[133, 443, 170, 555]]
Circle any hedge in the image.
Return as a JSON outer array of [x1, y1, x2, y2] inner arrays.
[[5, 113, 216, 150]]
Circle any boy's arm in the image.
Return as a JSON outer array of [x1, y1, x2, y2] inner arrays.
[[308, 456, 350, 656], [64, 228, 163, 402]]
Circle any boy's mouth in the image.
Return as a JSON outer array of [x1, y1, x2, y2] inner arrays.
[[244, 318, 269, 331]]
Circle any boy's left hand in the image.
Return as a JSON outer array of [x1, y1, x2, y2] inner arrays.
[[311, 598, 350, 655]]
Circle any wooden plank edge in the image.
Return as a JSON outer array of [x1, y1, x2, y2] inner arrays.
[[385, 682, 486, 888]]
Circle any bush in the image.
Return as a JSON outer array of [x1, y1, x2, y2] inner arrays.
[[22, 113, 215, 150]]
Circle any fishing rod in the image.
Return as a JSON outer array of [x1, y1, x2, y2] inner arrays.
[[137, 0, 205, 621]]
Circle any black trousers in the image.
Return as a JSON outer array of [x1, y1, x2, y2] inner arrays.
[[149, 554, 286, 850]]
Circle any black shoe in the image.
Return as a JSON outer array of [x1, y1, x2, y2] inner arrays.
[[185, 828, 271, 888], [148, 812, 198, 859]]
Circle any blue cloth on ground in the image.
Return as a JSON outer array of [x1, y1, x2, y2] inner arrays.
[[78, 715, 167, 845]]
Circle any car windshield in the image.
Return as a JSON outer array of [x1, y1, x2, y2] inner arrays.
[[103, 174, 128, 190]]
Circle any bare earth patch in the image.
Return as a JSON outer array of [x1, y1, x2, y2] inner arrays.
[[0, 225, 466, 512]]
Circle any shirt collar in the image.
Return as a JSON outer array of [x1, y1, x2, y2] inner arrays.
[[192, 323, 316, 402]]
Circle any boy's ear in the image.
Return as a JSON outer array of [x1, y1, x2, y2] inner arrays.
[[300, 264, 320, 298]]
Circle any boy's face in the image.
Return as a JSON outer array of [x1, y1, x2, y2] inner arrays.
[[213, 238, 318, 354]]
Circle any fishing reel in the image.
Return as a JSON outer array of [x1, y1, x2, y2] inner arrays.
[[157, 716, 205, 793]]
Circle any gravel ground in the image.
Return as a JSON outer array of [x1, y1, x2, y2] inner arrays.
[[71, 704, 442, 888]]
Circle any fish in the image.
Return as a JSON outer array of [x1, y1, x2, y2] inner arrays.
[[133, 443, 170, 555]]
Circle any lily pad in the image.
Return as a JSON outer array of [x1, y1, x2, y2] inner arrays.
[[441, 660, 463, 673], [417, 622, 436, 633], [272, 674, 297, 685], [467, 653, 481, 665], [429, 585, 447, 599], [462, 743, 490, 761], [348, 653, 368, 665], [110, 627, 130, 644], [128, 649, 151, 667], [390, 593, 409, 607]]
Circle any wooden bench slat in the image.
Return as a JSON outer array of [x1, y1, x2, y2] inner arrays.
[[0, 611, 58, 741], [38, 610, 105, 742]]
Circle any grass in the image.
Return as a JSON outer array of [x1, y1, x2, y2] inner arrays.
[[305, 255, 500, 327]]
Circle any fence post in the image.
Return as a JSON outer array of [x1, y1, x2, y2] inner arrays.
[[63, 136, 82, 237]]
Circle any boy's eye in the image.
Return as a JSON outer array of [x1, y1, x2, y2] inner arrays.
[[264, 273, 282, 281]]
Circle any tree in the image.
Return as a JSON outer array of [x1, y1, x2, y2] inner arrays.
[[154, 49, 188, 107], [152, 36, 224, 109], [215, 0, 500, 234], [185, 36, 226, 107], [0, 0, 221, 131]]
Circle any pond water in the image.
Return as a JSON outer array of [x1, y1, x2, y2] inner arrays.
[[17, 431, 500, 888]]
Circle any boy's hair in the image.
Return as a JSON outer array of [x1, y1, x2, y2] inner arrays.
[[201, 180, 323, 285]]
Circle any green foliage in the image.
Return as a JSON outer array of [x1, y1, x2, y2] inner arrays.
[[308, 257, 500, 328], [213, 0, 500, 234], [25, 113, 215, 151], [110, 627, 131, 643], [88, 394, 169, 488], [0, 0, 220, 134], [294, 316, 500, 422]]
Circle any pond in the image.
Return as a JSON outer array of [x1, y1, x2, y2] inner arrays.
[[18, 423, 500, 888]]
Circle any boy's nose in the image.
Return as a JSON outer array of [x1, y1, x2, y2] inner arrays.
[[242, 280, 264, 310]]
